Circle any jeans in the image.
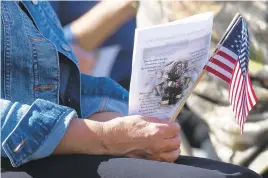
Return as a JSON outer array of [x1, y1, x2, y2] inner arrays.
[[1, 155, 262, 178]]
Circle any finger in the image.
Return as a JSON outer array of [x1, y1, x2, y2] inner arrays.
[[161, 122, 181, 138], [158, 135, 181, 152], [158, 149, 181, 163], [127, 150, 156, 161], [145, 117, 169, 124]]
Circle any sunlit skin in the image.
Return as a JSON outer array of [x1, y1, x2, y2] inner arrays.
[[54, 112, 181, 163]]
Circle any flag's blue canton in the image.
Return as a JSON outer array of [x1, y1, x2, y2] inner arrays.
[[222, 18, 250, 78], [221, 18, 243, 55], [239, 19, 250, 77]]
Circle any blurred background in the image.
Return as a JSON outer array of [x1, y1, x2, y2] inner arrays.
[[50, 1, 268, 177]]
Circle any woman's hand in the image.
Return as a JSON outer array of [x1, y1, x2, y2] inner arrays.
[[54, 113, 180, 163], [101, 115, 181, 162]]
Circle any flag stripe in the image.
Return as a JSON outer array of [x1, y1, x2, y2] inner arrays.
[[205, 65, 230, 83], [219, 46, 238, 61], [210, 57, 233, 74], [213, 54, 235, 69], [233, 80, 243, 117], [237, 96, 243, 124], [206, 61, 232, 78], [238, 85, 246, 127], [242, 90, 247, 129], [241, 88, 247, 120], [229, 61, 239, 101], [233, 78, 244, 118], [245, 83, 251, 113], [216, 51, 237, 65], [247, 74, 258, 104], [230, 64, 242, 105], [245, 82, 250, 114], [246, 77, 253, 111]]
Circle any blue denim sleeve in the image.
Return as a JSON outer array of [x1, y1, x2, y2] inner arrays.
[[1, 99, 77, 167], [63, 24, 78, 45], [80, 74, 129, 118]]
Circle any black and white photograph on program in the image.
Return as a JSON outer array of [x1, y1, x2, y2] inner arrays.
[[146, 59, 198, 107]]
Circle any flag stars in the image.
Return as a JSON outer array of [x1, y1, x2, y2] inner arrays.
[[231, 45, 234, 48]]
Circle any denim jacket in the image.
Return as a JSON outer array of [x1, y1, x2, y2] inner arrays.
[[1, 1, 129, 167]]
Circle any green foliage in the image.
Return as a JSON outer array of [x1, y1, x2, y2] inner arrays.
[[249, 41, 264, 64]]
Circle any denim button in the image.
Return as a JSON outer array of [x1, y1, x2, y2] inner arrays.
[[61, 44, 71, 52], [32, 0, 38, 5]]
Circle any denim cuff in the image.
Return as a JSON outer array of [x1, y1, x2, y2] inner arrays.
[[30, 110, 77, 160], [80, 74, 129, 118], [100, 97, 129, 116], [81, 96, 129, 118], [63, 24, 78, 45], [2, 99, 77, 167]]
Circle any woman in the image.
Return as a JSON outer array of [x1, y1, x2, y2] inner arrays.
[[0, 1, 262, 178]]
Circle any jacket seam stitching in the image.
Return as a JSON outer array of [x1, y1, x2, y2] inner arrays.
[[2, 2, 12, 100], [19, 3, 36, 100], [20, 2, 60, 103]]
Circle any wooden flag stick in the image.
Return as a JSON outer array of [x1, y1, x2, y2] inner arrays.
[[169, 13, 242, 122], [170, 69, 206, 122]]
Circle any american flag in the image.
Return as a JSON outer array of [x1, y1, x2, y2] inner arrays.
[[205, 15, 258, 133]]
